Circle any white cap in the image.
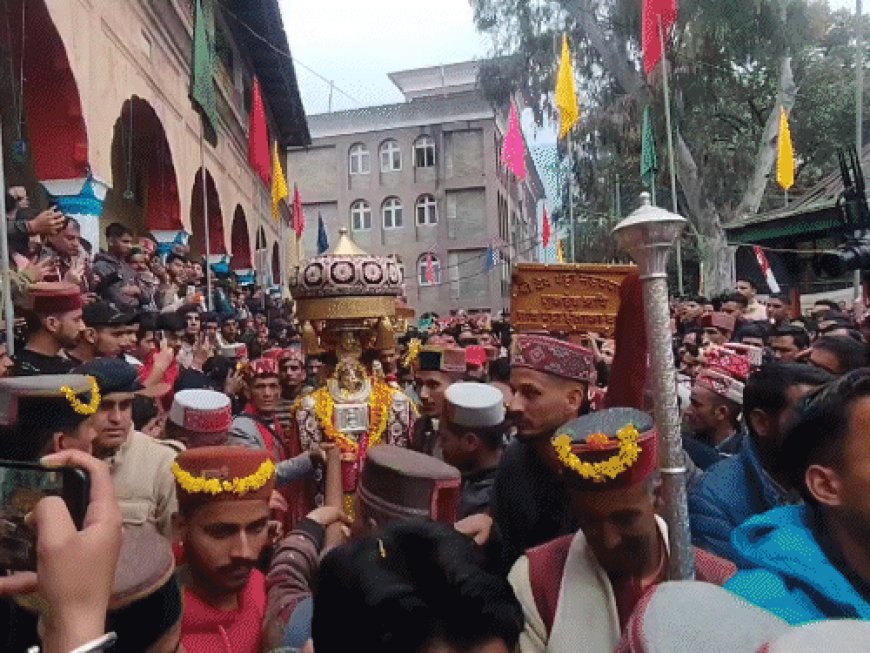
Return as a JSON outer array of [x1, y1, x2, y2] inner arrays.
[[443, 382, 505, 429], [168, 389, 232, 434]]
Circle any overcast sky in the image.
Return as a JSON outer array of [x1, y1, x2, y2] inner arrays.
[[281, 0, 863, 117], [280, 0, 488, 115]]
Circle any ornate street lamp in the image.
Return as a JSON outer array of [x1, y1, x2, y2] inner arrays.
[[612, 191, 694, 581]]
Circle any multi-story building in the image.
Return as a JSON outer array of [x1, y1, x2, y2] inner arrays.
[[0, 0, 308, 285], [287, 61, 544, 315]]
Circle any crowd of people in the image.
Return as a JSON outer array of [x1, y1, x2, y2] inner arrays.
[[0, 196, 868, 653]]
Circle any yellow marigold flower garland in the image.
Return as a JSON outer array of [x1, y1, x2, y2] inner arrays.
[[60, 376, 101, 416], [171, 459, 276, 496], [552, 424, 642, 483], [312, 381, 393, 454]]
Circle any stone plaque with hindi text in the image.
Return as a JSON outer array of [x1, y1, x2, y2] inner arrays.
[[510, 263, 636, 337]]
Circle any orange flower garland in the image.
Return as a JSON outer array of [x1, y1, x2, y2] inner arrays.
[[312, 381, 393, 454]]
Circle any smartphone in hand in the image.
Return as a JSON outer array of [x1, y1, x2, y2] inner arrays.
[[0, 460, 89, 571]]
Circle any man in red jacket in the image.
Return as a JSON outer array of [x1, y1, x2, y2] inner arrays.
[[173, 446, 276, 653]]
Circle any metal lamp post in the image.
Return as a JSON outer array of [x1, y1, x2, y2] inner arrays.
[[612, 191, 694, 581]]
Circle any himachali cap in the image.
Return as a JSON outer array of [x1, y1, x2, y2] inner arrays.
[[24, 281, 83, 314], [219, 342, 248, 359], [357, 445, 461, 525], [554, 407, 657, 489], [465, 345, 488, 367], [696, 368, 745, 405], [168, 389, 232, 447], [443, 382, 505, 429], [703, 346, 752, 381], [249, 358, 280, 378], [416, 346, 466, 374], [172, 446, 276, 512], [511, 333, 596, 383], [724, 342, 763, 368], [0, 374, 99, 431], [619, 581, 788, 653]]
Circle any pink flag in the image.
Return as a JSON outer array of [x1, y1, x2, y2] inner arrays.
[[425, 253, 435, 284], [501, 102, 527, 180]]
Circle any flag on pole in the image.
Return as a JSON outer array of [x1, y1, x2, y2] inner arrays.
[[484, 243, 502, 272], [189, 0, 219, 144], [542, 207, 552, 247], [557, 239, 565, 263], [640, 105, 659, 187], [425, 253, 436, 284], [555, 35, 579, 140], [271, 141, 288, 222], [317, 213, 329, 254], [642, 0, 678, 74], [292, 184, 305, 238], [753, 245, 781, 294], [776, 107, 795, 191], [501, 102, 527, 180], [249, 78, 271, 187]]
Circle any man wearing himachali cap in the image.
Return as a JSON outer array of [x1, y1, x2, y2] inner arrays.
[[484, 333, 597, 572], [508, 408, 736, 653], [172, 446, 276, 653], [14, 282, 85, 376]]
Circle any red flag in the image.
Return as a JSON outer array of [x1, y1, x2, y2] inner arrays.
[[542, 207, 552, 247], [753, 245, 781, 294], [292, 184, 305, 238], [642, 0, 678, 75], [425, 253, 435, 284], [248, 77, 270, 187]]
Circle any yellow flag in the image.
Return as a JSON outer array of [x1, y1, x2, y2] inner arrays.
[[271, 141, 289, 222], [776, 107, 794, 191], [556, 239, 565, 263], [555, 34, 579, 140]]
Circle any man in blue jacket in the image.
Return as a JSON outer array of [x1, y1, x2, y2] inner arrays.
[[689, 362, 831, 560], [725, 368, 870, 623]]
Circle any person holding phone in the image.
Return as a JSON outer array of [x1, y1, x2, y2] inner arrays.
[[0, 449, 122, 653]]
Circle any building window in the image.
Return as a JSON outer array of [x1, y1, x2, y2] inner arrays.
[[350, 200, 372, 231], [418, 254, 441, 285], [414, 135, 436, 168], [415, 194, 438, 226], [382, 197, 403, 229], [380, 140, 402, 172], [349, 143, 370, 175]]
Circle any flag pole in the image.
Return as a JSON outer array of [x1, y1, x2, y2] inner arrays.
[[568, 132, 576, 263], [0, 116, 15, 355], [200, 121, 213, 311], [659, 15, 683, 295]]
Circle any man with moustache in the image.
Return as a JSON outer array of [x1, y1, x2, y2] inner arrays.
[[74, 357, 179, 537], [509, 408, 735, 652], [411, 346, 467, 457], [172, 446, 275, 653], [14, 282, 85, 375], [486, 334, 596, 572]]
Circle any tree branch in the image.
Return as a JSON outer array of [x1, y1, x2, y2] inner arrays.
[[735, 56, 798, 219]]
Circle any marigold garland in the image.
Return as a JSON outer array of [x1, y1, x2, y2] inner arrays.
[[60, 376, 101, 416], [171, 459, 276, 496], [552, 424, 642, 483], [312, 381, 393, 454]]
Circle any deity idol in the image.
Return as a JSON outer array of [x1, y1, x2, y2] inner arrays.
[[289, 229, 415, 512]]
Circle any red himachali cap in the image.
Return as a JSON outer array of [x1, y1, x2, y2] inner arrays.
[[25, 281, 83, 314], [172, 446, 276, 512], [511, 333, 596, 382], [168, 389, 232, 441]]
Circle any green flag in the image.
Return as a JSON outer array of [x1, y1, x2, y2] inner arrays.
[[190, 0, 219, 144], [640, 105, 658, 188]]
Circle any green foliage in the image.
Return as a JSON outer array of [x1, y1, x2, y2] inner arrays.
[[472, 0, 869, 263]]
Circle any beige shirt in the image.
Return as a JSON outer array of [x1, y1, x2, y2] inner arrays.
[[109, 430, 184, 538]]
